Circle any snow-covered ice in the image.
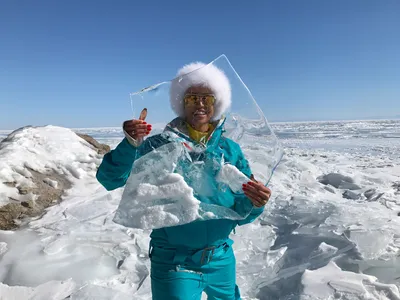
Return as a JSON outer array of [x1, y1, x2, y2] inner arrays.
[[301, 261, 400, 300], [0, 126, 102, 206], [113, 142, 255, 230], [113, 142, 202, 230], [216, 163, 250, 193], [0, 119, 399, 299]]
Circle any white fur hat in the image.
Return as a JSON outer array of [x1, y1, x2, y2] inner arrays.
[[169, 62, 232, 120]]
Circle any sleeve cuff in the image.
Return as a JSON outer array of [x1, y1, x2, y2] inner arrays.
[[123, 128, 142, 148]]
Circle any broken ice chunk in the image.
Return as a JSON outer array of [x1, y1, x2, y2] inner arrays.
[[216, 163, 249, 193]]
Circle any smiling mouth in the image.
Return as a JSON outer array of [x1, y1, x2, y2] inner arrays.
[[193, 109, 208, 116]]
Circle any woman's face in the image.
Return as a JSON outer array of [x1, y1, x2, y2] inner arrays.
[[183, 86, 215, 128]]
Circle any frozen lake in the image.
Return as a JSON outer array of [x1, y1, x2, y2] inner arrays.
[[0, 119, 399, 299]]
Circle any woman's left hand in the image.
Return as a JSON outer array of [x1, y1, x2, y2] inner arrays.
[[242, 175, 272, 208]]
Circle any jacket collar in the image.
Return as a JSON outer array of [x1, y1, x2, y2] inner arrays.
[[164, 117, 225, 149]]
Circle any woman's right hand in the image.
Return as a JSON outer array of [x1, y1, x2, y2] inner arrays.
[[123, 119, 152, 140]]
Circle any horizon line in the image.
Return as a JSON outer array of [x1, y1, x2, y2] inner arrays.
[[1, 116, 399, 132]]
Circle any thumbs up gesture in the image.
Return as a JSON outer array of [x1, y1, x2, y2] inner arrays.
[[123, 108, 152, 141]]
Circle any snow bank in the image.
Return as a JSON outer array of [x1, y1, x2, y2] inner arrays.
[[0, 126, 102, 206], [0, 126, 104, 229]]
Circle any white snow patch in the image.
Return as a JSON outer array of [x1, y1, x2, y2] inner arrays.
[[43, 178, 58, 189], [114, 168, 201, 229], [216, 163, 249, 193], [0, 126, 101, 206]]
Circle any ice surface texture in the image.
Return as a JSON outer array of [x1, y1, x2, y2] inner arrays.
[[0, 120, 399, 299]]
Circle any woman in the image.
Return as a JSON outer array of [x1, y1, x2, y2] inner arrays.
[[97, 62, 271, 300]]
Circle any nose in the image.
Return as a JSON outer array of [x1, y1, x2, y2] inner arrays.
[[194, 99, 206, 108], [197, 101, 205, 107]]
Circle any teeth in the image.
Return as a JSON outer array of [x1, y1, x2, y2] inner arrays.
[[194, 110, 207, 116]]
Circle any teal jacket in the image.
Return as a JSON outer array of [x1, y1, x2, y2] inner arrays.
[[96, 118, 264, 249]]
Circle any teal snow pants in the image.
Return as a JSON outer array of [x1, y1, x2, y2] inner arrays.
[[150, 240, 241, 300]]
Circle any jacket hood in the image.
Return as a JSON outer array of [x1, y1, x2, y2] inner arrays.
[[169, 62, 232, 121]]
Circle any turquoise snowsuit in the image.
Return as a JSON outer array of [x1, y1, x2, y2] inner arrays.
[[96, 118, 264, 300]]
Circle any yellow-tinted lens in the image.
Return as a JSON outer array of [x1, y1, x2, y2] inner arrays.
[[203, 95, 215, 106], [184, 94, 215, 106], [184, 95, 197, 106]]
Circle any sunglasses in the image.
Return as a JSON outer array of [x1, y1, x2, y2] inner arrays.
[[184, 94, 216, 107]]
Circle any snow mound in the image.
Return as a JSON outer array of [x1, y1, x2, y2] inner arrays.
[[0, 126, 102, 207], [0, 126, 105, 230]]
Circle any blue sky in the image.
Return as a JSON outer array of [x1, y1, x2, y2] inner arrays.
[[1, 0, 399, 129]]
